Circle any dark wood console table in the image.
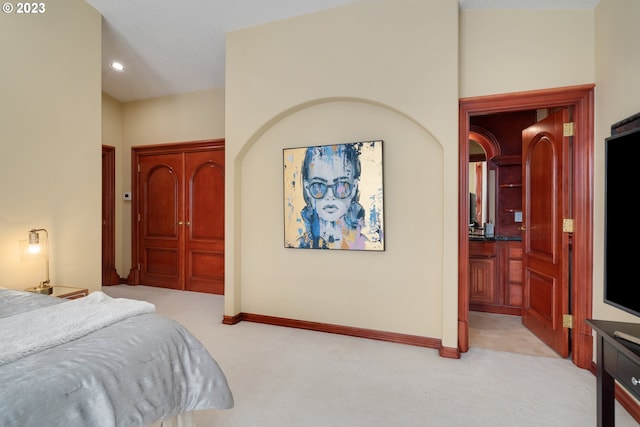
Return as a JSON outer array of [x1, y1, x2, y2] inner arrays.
[[587, 319, 640, 427]]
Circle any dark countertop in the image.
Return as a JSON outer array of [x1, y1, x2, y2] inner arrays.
[[469, 235, 522, 242]]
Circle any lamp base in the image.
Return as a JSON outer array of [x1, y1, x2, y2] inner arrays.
[[24, 284, 53, 295]]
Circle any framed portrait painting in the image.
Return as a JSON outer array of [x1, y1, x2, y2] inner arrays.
[[283, 140, 384, 251]]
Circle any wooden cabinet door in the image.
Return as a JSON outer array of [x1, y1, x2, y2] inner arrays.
[[505, 241, 523, 308], [138, 152, 184, 290], [469, 257, 497, 305], [469, 241, 500, 310], [184, 150, 225, 294]]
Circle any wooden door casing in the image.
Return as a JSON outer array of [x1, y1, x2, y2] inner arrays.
[[458, 84, 594, 370], [521, 109, 570, 358], [130, 140, 225, 294]]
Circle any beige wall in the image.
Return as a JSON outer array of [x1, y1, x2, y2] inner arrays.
[[0, 0, 633, 356], [592, 0, 640, 323], [102, 88, 225, 277], [101, 0, 639, 354], [226, 0, 460, 346], [122, 88, 225, 147], [101, 94, 126, 274], [0, 0, 102, 292], [459, 9, 595, 98], [224, 1, 601, 349]]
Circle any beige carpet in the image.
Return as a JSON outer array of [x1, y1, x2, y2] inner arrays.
[[469, 311, 560, 358], [103, 285, 639, 427]]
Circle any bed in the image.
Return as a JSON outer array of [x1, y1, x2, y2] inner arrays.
[[0, 288, 234, 427]]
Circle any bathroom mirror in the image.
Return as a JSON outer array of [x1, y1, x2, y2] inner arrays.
[[469, 134, 497, 232], [469, 140, 487, 227]]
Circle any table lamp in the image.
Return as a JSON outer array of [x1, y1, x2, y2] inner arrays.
[[23, 228, 52, 295]]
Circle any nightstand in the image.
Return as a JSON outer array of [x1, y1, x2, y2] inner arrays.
[[50, 286, 88, 299]]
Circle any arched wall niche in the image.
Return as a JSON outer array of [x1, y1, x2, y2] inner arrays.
[[231, 97, 453, 343], [236, 96, 444, 160]]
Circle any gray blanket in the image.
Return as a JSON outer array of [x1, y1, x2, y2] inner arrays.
[[0, 289, 234, 427], [0, 291, 156, 365]]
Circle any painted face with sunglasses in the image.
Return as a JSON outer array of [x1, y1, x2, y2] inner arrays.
[[300, 144, 365, 249]]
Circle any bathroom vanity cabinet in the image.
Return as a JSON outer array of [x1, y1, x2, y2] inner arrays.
[[469, 239, 522, 315]]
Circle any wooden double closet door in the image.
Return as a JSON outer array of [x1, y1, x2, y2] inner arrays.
[[130, 140, 225, 294]]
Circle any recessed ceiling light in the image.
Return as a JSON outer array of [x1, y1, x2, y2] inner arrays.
[[110, 62, 124, 72]]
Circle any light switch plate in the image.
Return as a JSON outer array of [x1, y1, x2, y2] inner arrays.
[[123, 192, 132, 201]]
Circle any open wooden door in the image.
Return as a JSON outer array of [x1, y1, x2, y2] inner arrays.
[[459, 85, 594, 369], [521, 109, 571, 358]]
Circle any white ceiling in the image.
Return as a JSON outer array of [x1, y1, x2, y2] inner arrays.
[[87, 0, 600, 102]]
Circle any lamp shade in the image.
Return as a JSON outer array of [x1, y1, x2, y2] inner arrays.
[[28, 229, 43, 254]]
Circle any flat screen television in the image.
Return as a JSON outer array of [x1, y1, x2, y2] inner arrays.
[[604, 125, 640, 317]]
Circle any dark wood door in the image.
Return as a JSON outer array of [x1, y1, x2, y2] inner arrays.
[[184, 150, 225, 294], [134, 141, 225, 294], [102, 145, 119, 286], [521, 109, 570, 358], [139, 152, 184, 290]]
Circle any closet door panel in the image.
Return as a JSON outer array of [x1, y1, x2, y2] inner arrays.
[[185, 149, 225, 294], [138, 153, 184, 290]]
